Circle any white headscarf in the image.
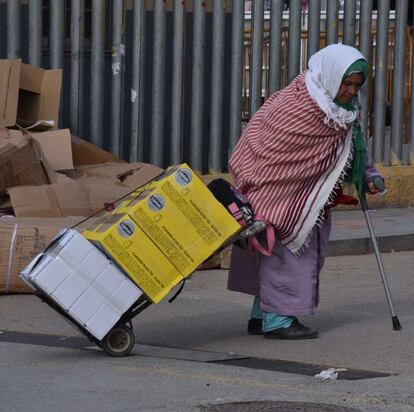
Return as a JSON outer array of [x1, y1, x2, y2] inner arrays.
[[305, 44, 367, 129]]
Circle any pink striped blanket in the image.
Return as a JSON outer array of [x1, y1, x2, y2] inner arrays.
[[229, 73, 354, 254]]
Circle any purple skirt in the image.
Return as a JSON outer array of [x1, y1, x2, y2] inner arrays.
[[228, 213, 331, 316]]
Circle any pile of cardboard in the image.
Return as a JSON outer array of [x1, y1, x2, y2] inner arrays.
[[0, 59, 163, 294]]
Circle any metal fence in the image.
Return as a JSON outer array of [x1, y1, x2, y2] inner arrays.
[[0, 0, 413, 172]]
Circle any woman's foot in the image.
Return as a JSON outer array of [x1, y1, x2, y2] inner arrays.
[[264, 319, 318, 340]]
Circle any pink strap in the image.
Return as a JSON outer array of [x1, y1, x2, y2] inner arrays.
[[228, 202, 247, 227], [248, 215, 275, 256]]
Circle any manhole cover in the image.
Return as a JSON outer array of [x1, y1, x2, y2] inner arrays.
[[200, 401, 361, 412]]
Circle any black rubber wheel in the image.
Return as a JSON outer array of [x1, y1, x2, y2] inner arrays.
[[100, 325, 135, 357]]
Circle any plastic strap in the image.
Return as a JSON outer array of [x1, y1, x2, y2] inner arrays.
[[248, 216, 275, 257], [5, 223, 18, 294], [168, 278, 186, 303]]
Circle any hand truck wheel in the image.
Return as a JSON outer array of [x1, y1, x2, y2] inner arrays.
[[100, 324, 135, 357]]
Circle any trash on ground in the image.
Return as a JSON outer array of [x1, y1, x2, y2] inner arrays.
[[314, 368, 339, 380]]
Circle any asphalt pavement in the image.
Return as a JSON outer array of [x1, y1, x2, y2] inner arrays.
[[1, 206, 414, 412]]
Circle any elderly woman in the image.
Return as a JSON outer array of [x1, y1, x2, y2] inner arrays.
[[228, 44, 383, 340]]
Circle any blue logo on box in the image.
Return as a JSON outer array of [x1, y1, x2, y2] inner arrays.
[[176, 168, 192, 185], [118, 220, 135, 237], [148, 194, 165, 211]]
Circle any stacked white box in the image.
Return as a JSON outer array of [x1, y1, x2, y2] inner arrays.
[[21, 229, 142, 340]]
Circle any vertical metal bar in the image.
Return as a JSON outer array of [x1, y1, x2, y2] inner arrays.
[[343, 0, 357, 46], [249, 0, 264, 116], [358, 0, 373, 143], [326, 0, 338, 45], [110, 0, 124, 157], [390, 0, 408, 165], [130, 0, 146, 162], [190, 0, 206, 171], [287, 0, 302, 82], [150, 0, 167, 167], [70, 0, 84, 137], [229, 0, 245, 151], [29, 0, 42, 66], [268, 0, 284, 94], [410, 2, 414, 165], [7, 0, 20, 58], [90, 0, 105, 147], [307, 0, 321, 62], [372, 0, 390, 164], [209, 0, 226, 172], [50, 0, 65, 68], [170, 0, 185, 165]]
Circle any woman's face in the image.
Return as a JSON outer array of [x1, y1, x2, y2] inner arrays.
[[335, 73, 364, 104]]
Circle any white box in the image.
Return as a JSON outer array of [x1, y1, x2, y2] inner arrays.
[[111, 280, 143, 313], [30, 255, 71, 294], [92, 266, 124, 302], [70, 287, 105, 326], [21, 229, 143, 340], [86, 304, 120, 340], [52, 271, 90, 310], [76, 248, 108, 284]]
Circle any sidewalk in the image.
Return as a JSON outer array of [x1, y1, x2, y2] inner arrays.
[[329, 207, 414, 256]]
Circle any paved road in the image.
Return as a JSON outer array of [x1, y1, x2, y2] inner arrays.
[[1, 251, 413, 412]]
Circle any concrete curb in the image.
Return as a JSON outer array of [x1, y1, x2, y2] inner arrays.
[[328, 234, 414, 256]]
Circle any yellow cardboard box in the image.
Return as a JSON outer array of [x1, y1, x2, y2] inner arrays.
[[117, 164, 241, 276], [83, 213, 183, 303]]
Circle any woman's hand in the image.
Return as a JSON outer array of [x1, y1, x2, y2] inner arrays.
[[367, 180, 377, 193], [367, 178, 386, 195]]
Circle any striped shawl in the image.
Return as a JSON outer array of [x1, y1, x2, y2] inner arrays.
[[229, 73, 354, 254]]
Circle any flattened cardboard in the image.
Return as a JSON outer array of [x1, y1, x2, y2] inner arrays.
[[8, 181, 132, 218], [8, 160, 163, 218], [0, 59, 21, 127], [71, 135, 125, 166], [67, 162, 163, 188], [117, 163, 164, 189]]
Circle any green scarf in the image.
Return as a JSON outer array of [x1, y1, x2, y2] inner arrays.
[[334, 59, 368, 198]]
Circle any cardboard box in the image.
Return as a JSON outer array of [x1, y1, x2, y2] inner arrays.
[[31, 129, 74, 171], [0, 59, 20, 127], [18, 63, 62, 128], [0, 127, 50, 194], [0, 59, 62, 128], [0, 217, 85, 294], [21, 229, 143, 340], [116, 164, 241, 276], [83, 213, 183, 303]]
